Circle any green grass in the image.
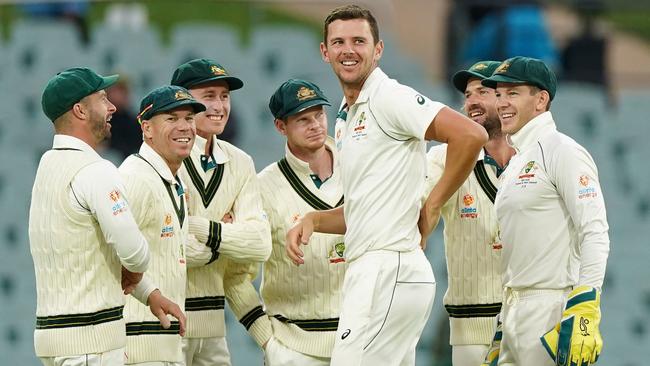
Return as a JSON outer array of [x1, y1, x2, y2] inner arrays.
[[0, 1, 322, 44]]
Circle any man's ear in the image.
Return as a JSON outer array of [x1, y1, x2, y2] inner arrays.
[[141, 120, 153, 140], [274, 118, 287, 136], [71, 102, 87, 120]]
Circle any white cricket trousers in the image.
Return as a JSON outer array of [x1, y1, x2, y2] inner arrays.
[[330, 249, 436, 366], [452, 344, 489, 366], [264, 336, 330, 366], [182, 337, 231, 366], [40, 347, 125, 366], [498, 287, 570, 366]]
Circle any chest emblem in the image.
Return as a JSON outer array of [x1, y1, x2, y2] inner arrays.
[[515, 160, 539, 187], [460, 193, 478, 219], [161, 213, 175, 238], [351, 111, 368, 141]]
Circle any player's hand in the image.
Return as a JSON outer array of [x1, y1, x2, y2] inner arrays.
[[541, 286, 602, 365], [418, 200, 441, 250], [222, 212, 234, 224], [147, 289, 187, 336], [121, 266, 143, 295], [286, 213, 315, 266]]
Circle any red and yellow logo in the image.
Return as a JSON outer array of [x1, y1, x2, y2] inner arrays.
[[463, 193, 474, 206], [579, 175, 589, 187], [109, 190, 121, 202]]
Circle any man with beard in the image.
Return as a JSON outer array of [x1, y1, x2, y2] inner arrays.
[[30, 68, 182, 365], [120, 85, 205, 365], [424, 61, 515, 366], [286, 5, 488, 365], [170, 58, 272, 366]]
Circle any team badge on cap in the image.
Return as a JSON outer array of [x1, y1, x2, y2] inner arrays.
[[495, 61, 511, 74], [297, 86, 317, 101], [175, 90, 192, 100], [473, 63, 488, 71], [211, 65, 226, 76]]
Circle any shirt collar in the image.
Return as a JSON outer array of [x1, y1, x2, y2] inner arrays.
[[284, 137, 337, 176], [507, 111, 557, 153], [138, 142, 176, 184], [52, 135, 100, 157], [354, 67, 387, 105], [193, 134, 229, 164]]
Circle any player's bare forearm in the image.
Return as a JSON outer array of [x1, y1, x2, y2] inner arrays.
[[311, 205, 346, 235], [424, 107, 488, 208]]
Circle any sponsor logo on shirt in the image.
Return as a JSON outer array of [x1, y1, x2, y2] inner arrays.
[[351, 111, 368, 141], [179, 242, 186, 265], [160, 213, 175, 238], [577, 174, 598, 199], [515, 160, 539, 187], [329, 242, 346, 264], [460, 193, 478, 218], [109, 189, 128, 216]]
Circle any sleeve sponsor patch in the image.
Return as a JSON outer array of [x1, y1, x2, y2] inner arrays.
[[109, 189, 128, 216], [577, 175, 598, 199]]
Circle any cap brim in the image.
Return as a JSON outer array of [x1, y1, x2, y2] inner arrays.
[[452, 70, 487, 93], [188, 76, 244, 91], [282, 99, 331, 119], [481, 74, 527, 89], [97, 74, 120, 92]]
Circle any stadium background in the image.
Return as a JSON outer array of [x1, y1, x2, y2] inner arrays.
[[1, 0, 649, 364]]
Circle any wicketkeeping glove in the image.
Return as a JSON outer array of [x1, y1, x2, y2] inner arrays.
[[541, 286, 603, 366], [481, 314, 502, 366]]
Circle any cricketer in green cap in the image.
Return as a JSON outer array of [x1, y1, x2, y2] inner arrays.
[[452, 60, 502, 93], [138, 85, 205, 173], [171, 58, 243, 91], [42, 67, 119, 122], [269, 79, 331, 120], [481, 56, 557, 100]]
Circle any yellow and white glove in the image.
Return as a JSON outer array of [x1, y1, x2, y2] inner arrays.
[[481, 315, 502, 366], [541, 286, 603, 366]]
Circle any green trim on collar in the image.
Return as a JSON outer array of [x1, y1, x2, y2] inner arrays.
[[277, 158, 343, 210], [474, 161, 498, 204], [183, 157, 225, 208]]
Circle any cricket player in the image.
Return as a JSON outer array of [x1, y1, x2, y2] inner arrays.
[[424, 61, 515, 366], [170, 58, 272, 366], [30, 68, 182, 366], [286, 5, 488, 366], [120, 85, 205, 365], [480, 56, 609, 365], [249, 78, 345, 365]]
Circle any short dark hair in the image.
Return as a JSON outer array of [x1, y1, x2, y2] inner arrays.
[[323, 5, 379, 45]]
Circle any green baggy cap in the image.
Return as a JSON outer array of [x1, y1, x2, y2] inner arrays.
[[42, 67, 119, 122], [481, 56, 557, 100], [452, 60, 501, 93], [137, 85, 206, 123], [269, 79, 331, 120], [171, 58, 243, 91]]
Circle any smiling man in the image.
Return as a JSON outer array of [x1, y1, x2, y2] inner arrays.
[[171, 58, 272, 366], [286, 5, 488, 366], [479, 56, 610, 366], [424, 60, 515, 366], [119, 85, 205, 365]]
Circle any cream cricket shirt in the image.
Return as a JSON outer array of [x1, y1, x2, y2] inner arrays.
[[255, 138, 346, 357], [119, 143, 189, 363], [496, 112, 610, 290], [334, 67, 445, 261], [30, 136, 149, 357], [425, 145, 502, 345], [179, 135, 271, 339]]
